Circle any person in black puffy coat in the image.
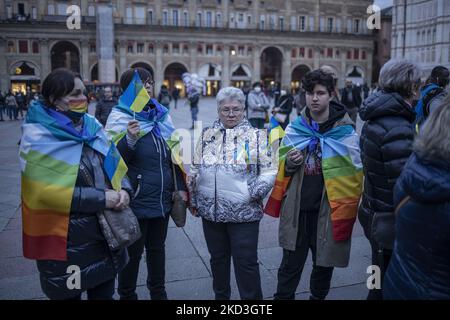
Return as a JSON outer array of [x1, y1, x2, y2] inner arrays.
[[34, 69, 132, 300], [358, 59, 422, 300], [384, 98, 450, 300]]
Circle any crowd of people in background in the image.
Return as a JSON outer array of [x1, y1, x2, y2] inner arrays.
[[0, 73, 384, 127], [0, 88, 40, 121]]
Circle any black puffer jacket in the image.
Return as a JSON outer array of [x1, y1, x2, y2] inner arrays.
[[357, 90, 415, 243], [37, 146, 131, 300]]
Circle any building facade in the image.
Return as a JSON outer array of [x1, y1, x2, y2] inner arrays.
[[372, 6, 392, 84], [391, 0, 450, 77], [0, 0, 374, 96]]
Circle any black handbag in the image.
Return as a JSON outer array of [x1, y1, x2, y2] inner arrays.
[[170, 163, 187, 227]]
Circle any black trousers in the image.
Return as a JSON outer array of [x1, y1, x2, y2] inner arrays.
[[66, 278, 115, 300], [118, 215, 170, 300], [202, 219, 262, 300], [275, 211, 334, 300], [367, 239, 392, 300]]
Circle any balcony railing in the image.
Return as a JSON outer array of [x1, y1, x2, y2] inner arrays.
[[0, 14, 373, 37]]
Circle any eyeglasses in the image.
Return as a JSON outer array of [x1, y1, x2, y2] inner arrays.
[[220, 108, 244, 116], [144, 79, 155, 87]]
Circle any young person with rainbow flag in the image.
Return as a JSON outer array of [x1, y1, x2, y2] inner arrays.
[[265, 69, 363, 300], [105, 68, 187, 300], [20, 69, 132, 300]]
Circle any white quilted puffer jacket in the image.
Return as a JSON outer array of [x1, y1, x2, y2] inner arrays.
[[188, 119, 277, 223]]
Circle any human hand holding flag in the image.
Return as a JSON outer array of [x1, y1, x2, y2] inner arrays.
[[119, 70, 150, 113]]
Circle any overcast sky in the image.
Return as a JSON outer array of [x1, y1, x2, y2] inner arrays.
[[374, 0, 394, 9]]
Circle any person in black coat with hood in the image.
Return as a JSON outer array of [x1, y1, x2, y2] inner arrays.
[[358, 59, 422, 300], [383, 96, 450, 300]]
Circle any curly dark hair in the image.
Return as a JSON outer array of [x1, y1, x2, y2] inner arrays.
[[302, 69, 335, 95]]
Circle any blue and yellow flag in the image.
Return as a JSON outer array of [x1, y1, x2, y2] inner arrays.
[[120, 70, 150, 112], [104, 142, 128, 191], [268, 117, 286, 144]]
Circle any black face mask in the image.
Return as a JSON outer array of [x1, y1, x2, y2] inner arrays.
[[61, 110, 84, 123]]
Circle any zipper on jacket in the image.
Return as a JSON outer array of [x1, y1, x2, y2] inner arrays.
[[214, 165, 218, 221], [151, 131, 165, 217], [158, 136, 165, 216], [133, 174, 142, 200]]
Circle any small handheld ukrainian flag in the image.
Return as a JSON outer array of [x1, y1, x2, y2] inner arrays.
[[104, 142, 128, 191], [120, 70, 150, 113], [268, 117, 285, 145]]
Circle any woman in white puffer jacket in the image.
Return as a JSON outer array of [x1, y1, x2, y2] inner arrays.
[[188, 87, 277, 300]]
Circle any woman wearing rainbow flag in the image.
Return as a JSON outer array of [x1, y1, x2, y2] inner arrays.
[[20, 69, 132, 300], [105, 68, 187, 300], [265, 70, 363, 300]]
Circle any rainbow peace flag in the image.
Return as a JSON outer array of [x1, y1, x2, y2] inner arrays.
[[265, 116, 363, 242], [20, 101, 128, 261], [120, 70, 150, 113]]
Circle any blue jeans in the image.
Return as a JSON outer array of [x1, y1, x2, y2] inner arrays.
[[191, 106, 199, 123], [6, 105, 16, 120]]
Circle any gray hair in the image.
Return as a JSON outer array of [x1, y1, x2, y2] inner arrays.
[[414, 90, 450, 161], [320, 65, 337, 79], [378, 59, 422, 98], [216, 87, 245, 109]]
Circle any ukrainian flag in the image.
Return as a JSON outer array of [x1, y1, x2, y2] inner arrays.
[[268, 117, 285, 145], [104, 142, 128, 191], [120, 70, 150, 112], [234, 141, 250, 164]]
